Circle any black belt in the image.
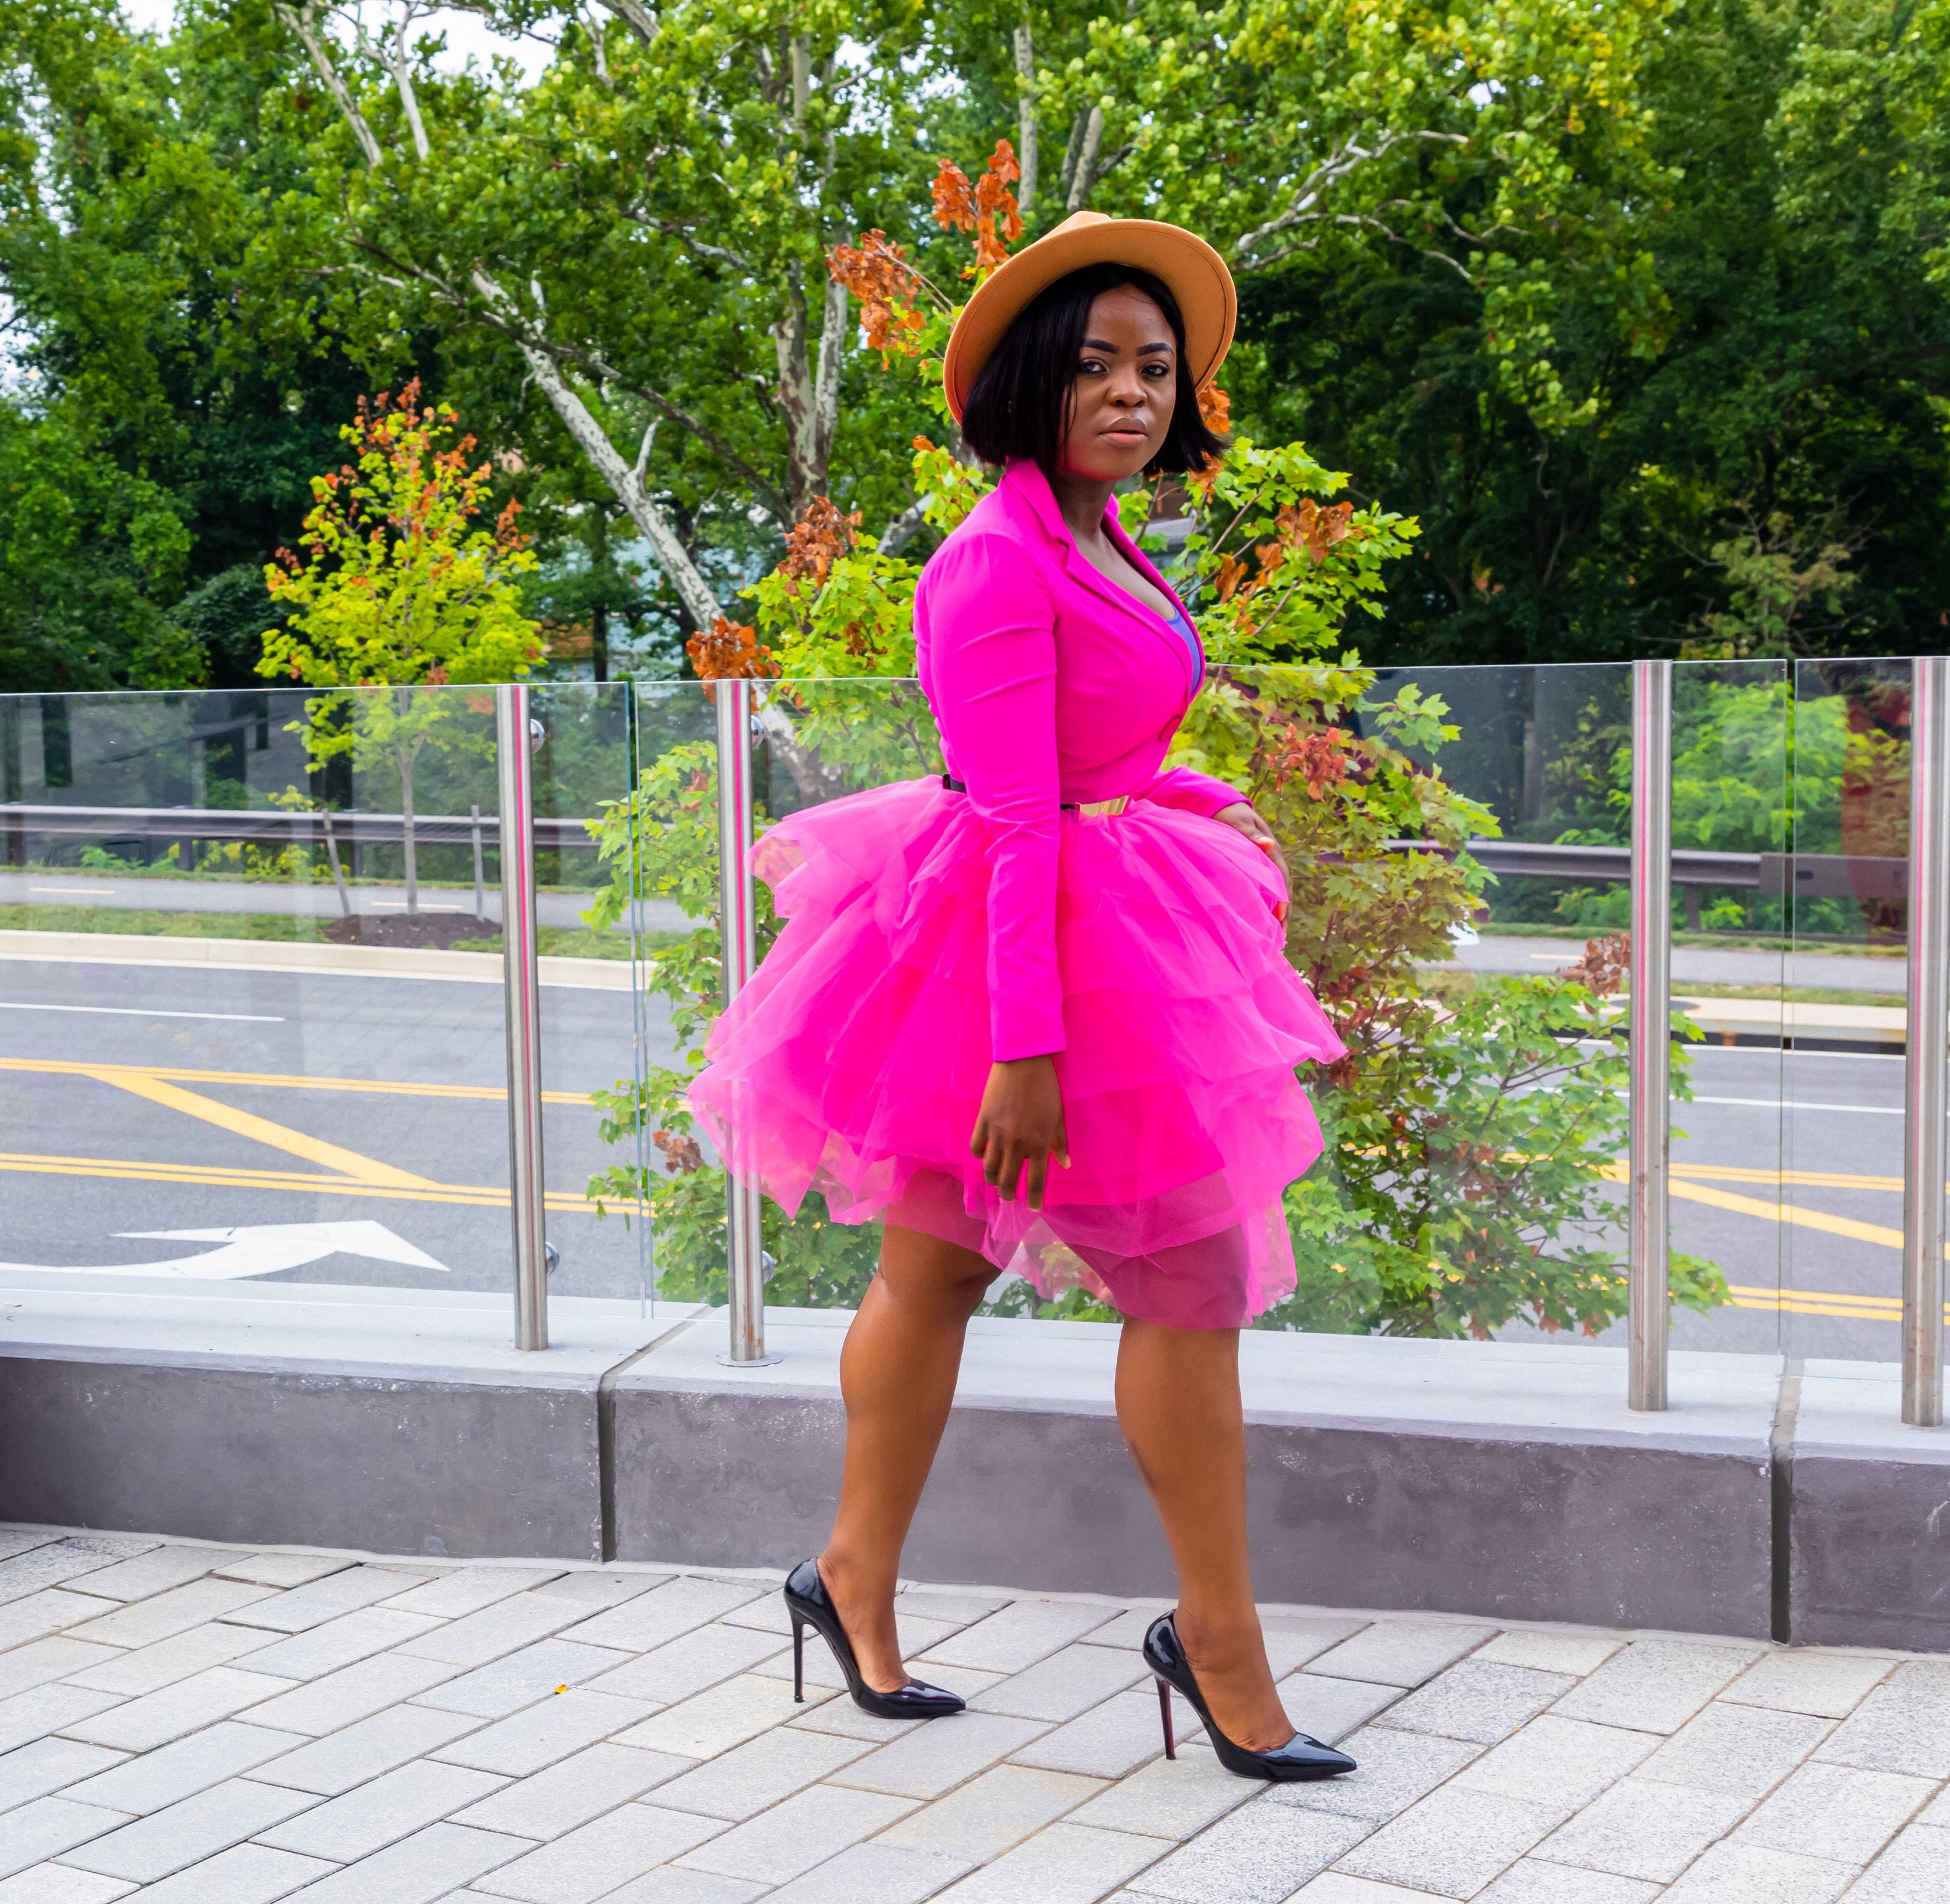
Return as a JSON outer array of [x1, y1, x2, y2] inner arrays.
[[941, 775, 1129, 817]]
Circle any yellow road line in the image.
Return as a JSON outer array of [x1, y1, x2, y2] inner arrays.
[[1666, 1176, 1918, 1251], [1675, 1162, 1906, 1193], [1724, 1282, 1942, 1323], [0, 1151, 603, 1211], [0, 1056, 594, 1106], [81, 1071, 436, 1189]]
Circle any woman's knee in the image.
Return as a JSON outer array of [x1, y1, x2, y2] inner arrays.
[[878, 1224, 996, 1310]]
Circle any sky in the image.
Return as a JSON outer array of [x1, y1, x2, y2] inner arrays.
[[117, 2, 558, 82]]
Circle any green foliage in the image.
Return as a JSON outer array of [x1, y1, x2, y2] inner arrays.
[[1210, 664, 1725, 1337], [582, 731, 885, 1306]]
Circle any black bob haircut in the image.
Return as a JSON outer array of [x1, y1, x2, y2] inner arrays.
[[958, 263, 1226, 479]]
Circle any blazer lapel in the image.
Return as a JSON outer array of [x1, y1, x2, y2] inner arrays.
[[1003, 462, 1202, 695]]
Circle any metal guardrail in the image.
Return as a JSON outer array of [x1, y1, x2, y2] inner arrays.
[[1628, 662, 1673, 1413], [0, 803, 598, 853], [1904, 657, 1948, 1427], [714, 680, 774, 1369], [497, 686, 549, 1355], [7, 669, 1947, 1418]]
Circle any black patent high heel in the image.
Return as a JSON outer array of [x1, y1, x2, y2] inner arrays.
[[783, 1558, 965, 1721], [1144, 1611, 1356, 1781]]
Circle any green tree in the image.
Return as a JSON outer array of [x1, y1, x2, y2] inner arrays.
[[260, 382, 540, 909]]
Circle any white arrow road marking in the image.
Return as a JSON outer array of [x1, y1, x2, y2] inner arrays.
[[0, 1221, 451, 1281]]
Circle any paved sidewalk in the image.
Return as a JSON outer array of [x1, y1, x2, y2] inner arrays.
[[1, 1525, 1947, 1902]]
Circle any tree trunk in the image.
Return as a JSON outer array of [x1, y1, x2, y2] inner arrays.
[[1014, 25, 1038, 211], [774, 272, 849, 514], [475, 272, 725, 630], [1067, 106, 1104, 212]]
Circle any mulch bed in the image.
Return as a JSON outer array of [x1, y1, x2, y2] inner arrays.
[[320, 912, 497, 951]]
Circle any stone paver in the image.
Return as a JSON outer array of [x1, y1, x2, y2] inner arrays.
[[1303, 1623, 1497, 1689], [1129, 1801, 1368, 1903], [1844, 1821, 1950, 1901], [1734, 1759, 1933, 1865], [1816, 1662, 1950, 1779], [4, 1522, 1950, 1903], [1332, 1784, 1560, 1898], [431, 1687, 656, 1777], [56, 1776, 315, 1883], [63, 1620, 277, 1696], [1536, 1777, 1752, 1884], [879, 1763, 1103, 1862], [1550, 1637, 1764, 1734], [60, 1720, 304, 1814], [454, 1741, 691, 1838], [1660, 1840, 1856, 1901], [478, 1803, 727, 1901], [255, 1756, 507, 1861], [59, 1666, 290, 1752], [1277, 1672, 1403, 1745]]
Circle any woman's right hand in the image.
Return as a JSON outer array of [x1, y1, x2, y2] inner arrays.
[[971, 1056, 1070, 1211]]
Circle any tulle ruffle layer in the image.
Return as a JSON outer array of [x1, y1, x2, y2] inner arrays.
[[687, 777, 1344, 1328]]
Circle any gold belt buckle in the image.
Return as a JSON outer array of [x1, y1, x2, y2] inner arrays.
[[1075, 795, 1131, 819]]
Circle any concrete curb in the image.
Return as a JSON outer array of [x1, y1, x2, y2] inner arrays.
[[0, 927, 636, 989], [2, 1280, 1945, 1645]]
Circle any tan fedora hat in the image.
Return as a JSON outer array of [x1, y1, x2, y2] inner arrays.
[[941, 210, 1236, 423]]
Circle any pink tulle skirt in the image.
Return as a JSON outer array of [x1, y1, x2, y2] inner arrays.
[[687, 777, 1344, 1328]]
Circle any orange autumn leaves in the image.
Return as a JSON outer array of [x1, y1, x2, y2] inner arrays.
[[1212, 499, 1359, 609], [688, 499, 865, 680], [825, 140, 1024, 364], [932, 139, 1023, 274]]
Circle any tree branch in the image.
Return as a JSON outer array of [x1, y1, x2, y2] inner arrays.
[[275, 1, 382, 168], [1234, 130, 1468, 261], [1066, 106, 1103, 212], [1014, 23, 1038, 211], [472, 268, 724, 630], [877, 497, 929, 556], [598, 0, 658, 46]]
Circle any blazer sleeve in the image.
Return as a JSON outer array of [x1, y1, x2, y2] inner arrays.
[[1139, 766, 1250, 817], [923, 531, 1067, 1061]]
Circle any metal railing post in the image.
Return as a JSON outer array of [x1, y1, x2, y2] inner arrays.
[[1629, 658, 1673, 1412], [498, 684, 549, 1353], [716, 678, 773, 1365], [1904, 655, 1949, 1427]]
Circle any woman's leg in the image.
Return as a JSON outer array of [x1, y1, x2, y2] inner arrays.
[[818, 1222, 996, 1692], [1116, 1319, 1294, 1750]]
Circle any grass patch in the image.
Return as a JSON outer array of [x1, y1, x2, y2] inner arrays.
[[0, 906, 680, 965], [449, 927, 685, 962], [1, 904, 326, 941]]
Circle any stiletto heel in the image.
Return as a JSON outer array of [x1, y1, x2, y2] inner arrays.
[[782, 1559, 965, 1721], [1143, 1612, 1355, 1783], [793, 1619, 805, 1703], [1156, 1676, 1176, 1760]]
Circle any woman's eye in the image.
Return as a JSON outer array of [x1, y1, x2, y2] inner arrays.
[[1077, 358, 1105, 376]]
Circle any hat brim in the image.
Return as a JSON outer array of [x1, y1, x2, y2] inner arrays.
[[942, 216, 1236, 424]]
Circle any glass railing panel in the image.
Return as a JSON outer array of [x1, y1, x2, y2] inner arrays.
[[1223, 660, 1676, 1349], [580, 680, 724, 1312], [522, 680, 656, 1303], [0, 683, 514, 1298], [1666, 659, 1790, 1353], [738, 679, 946, 1311], [1780, 659, 1913, 1363]]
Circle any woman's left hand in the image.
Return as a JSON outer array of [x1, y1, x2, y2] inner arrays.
[[1213, 802, 1288, 924]]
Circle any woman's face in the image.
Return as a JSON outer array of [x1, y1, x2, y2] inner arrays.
[[1058, 286, 1177, 482]]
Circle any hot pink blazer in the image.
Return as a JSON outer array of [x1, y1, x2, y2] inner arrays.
[[914, 459, 1247, 1062]]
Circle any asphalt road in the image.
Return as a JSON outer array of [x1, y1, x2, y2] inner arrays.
[[0, 951, 679, 1304], [0, 945, 1928, 1363], [1450, 933, 1909, 995]]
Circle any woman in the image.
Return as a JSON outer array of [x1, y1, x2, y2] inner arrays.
[[691, 212, 1353, 1781]]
